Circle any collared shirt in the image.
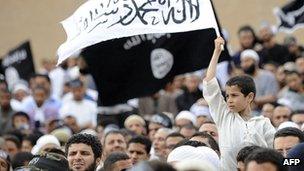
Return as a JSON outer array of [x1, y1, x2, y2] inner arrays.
[[21, 96, 61, 124]]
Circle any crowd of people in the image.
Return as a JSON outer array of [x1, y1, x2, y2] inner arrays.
[[0, 24, 304, 171]]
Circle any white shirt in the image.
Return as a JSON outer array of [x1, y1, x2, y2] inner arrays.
[[59, 99, 98, 127], [203, 78, 275, 171]]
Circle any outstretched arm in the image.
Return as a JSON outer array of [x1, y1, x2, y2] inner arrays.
[[204, 37, 225, 82]]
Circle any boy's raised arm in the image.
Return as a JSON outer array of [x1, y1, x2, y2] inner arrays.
[[204, 37, 225, 82]]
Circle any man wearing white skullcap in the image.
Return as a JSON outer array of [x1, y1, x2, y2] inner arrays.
[[240, 49, 279, 111], [175, 111, 197, 128], [167, 145, 220, 170]]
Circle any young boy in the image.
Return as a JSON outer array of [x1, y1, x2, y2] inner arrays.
[[203, 37, 275, 171]]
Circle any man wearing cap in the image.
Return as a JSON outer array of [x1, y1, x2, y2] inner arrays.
[[240, 49, 279, 111], [124, 115, 146, 136], [148, 113, 172, 141], [175, 110, 197, 129], [59, 79, 98, 129]]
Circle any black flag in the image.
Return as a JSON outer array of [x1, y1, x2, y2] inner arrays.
[[275, 0, 304, 32], [1, 41, 35, 86], [82, 28, 230, 106]]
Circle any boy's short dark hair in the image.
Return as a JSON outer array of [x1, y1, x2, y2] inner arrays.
[[65, 133, 102, 160], [128, 136, 152, 154], [236, 145, 261, 162], [274, 127, 304, 142], [226, 75, 256, 97], [245, 148, 287, 171]]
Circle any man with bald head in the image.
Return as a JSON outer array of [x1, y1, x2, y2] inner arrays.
[[271, 106, 291, 129]]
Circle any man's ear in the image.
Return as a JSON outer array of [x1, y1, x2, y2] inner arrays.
[[247, 92, 255, 103]]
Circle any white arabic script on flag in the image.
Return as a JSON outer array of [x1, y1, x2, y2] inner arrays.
[[57, 0, 220, 64]]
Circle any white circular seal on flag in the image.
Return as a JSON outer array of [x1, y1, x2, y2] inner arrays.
[[150, 48, 173, 79]]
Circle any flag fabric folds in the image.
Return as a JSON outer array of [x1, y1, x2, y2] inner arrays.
[[57, 0, 221, 64], [274, 0, 304, 33], [82, 29, 230, 106], [1, 41, 35, 89]]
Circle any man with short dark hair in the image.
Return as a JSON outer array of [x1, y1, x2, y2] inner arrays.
[[236, 146, 261, 171], [274, 127, 304, 157], [103, 152, 132, 171], [127, 136, 151, 165], [245, 148, 287, 171], [199, 121, 219, 142], [165, 132, 185, 155], [66, 133, 102, 171], [190, 132, 220, 156], [103, 130, 127, 160]]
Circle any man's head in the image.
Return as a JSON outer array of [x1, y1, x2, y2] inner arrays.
[[66, 133, 102, 171], [4, 135, 21, 158], [103, 152, 132, 171], [240, 49, 259, 75], [12, 112, 30, 130], [285, 71, 303, 92], [258, 26, 274, 43], [238, 25, 257, 49], [148, 113, 172, 141], [165, 132, 185, 156], [184, 74, 200, 93], [0, 90, 11, 109], [30, 74, 51, 96], [245, 148, 286, 171], [274, 127, 304, 157], [32, 86, 48, 107], [69, 79, 86, 101], [103, 130, 127, 159], [225, 75, 256, 113], [199, 121, 219, 142], [261, 103, 275, 119], [26, 152, 69, 171], [127, 136, 151, 165], [236, 146, 261, 171], [179, 124, 196, 138], [175, 111, 196, 128], [272, 106, 292, 128], [124, 115, 146, 135], [290, 111, 304, 128], [190, 132, 220, 156], [153, 128, 174, 159]]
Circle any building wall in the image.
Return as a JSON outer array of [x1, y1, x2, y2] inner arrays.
[[0, 0, 303, 69]]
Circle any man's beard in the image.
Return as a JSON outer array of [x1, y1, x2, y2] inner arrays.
[[243, 63, 256, 75], [69, 160, 97, 171]]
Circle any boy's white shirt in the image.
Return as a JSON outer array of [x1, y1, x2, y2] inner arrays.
[[203, 77, 275, 171]]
